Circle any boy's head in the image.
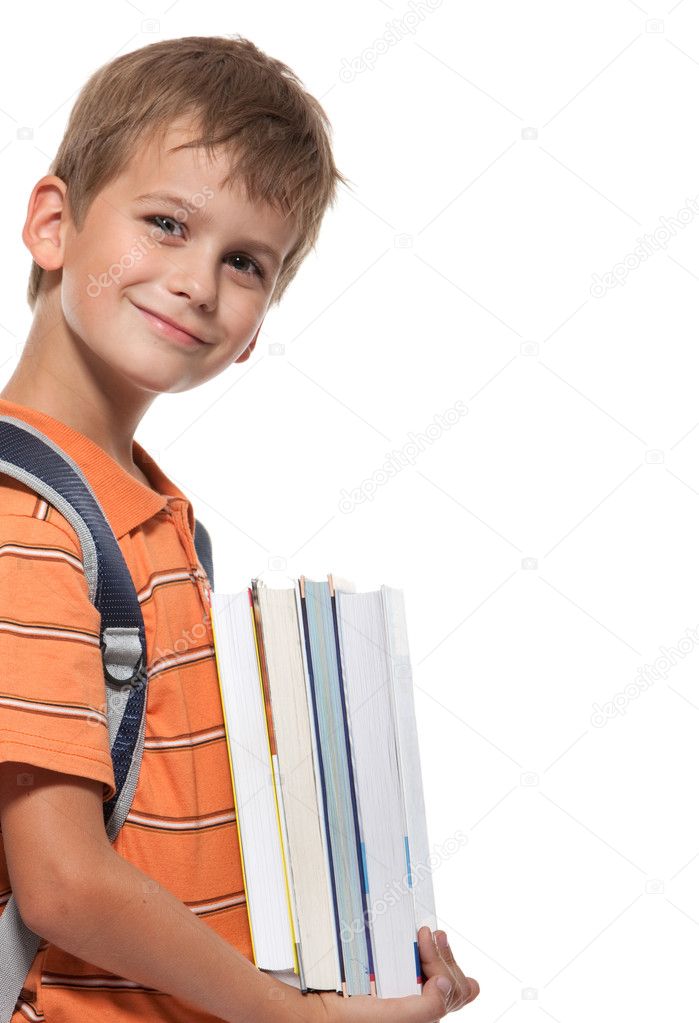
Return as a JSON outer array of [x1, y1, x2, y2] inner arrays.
[[23, 35, 348, 393]]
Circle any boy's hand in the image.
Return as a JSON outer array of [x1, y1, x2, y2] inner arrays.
[[308, 926, 479, 1023], [416, 925, 479, 1015]]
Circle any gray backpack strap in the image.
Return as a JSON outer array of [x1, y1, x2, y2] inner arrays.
[[0, 901, 40, 1021], [0, 416, 148, 1023]]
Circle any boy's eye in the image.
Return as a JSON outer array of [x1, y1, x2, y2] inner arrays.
[[224, 254, 264, 278], [147, 214, 185, 238], [144, 215, 264, 280]]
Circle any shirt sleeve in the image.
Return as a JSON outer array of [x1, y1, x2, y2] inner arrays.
[[0, 512, 116, 802]]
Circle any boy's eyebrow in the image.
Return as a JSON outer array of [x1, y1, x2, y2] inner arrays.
[[133, 191, 284, 269], [134, 192, 215, 223]]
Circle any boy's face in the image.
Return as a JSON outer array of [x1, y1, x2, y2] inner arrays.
[[53, 119, 299, 394]]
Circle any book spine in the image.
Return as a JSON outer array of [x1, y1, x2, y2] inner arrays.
[[294, 580, 343, 995], [329, 578, 376, 996], [210, 593, 258, 967], [298, 577, 347, 996], [250, 581, 298, 972]]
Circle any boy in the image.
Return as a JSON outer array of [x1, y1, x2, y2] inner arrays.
[[0, 34, 479, 1023]]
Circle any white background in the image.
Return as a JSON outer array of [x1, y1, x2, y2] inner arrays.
[[1, 2, 697, 1019]]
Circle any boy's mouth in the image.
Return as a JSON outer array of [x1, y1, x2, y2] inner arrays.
[[131, 301, 210, 348]]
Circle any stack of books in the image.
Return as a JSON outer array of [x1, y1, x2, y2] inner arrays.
[[209, 574, 437, 998]]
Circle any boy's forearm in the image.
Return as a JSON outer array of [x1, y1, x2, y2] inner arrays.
[[34, 844, 315, 1023]]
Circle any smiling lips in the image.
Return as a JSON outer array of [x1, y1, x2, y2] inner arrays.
[[134, 303, 209, 347]]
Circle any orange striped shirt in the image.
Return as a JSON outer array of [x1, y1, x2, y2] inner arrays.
[[0, 397, 253, 1023]]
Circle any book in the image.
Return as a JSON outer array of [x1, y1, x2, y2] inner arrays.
[[209, 574, 437, 998]]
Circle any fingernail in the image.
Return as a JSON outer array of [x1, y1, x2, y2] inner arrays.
[[436, 976, 452, 995], [436, 931, 448, 948]]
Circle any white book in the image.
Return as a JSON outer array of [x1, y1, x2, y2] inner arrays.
[[335, 586, 422, 997], [381, 586, 437, 935], [209, 589, 295, 971]]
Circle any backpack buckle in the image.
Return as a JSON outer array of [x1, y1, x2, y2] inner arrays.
[[101, 626, 145, 689]]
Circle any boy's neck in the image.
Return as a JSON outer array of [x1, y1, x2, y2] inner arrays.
[[0, 377, 148, 478], [2, 288, 157, 481]]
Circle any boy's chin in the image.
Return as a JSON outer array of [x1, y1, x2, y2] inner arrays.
[[95, 353, 204, 396]]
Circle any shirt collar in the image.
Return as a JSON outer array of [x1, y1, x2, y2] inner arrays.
[[0, 397, 196, 539]]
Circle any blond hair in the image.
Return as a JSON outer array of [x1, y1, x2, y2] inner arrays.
[[27, 34, 350, 309]]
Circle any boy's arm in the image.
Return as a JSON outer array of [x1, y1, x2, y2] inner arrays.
[[0, 762, 315, 1023]]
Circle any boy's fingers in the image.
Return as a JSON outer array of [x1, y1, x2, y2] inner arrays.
[[432, 931, 480, 1008], [414, 927, 461, 1016], [417, 925, 441, 974], [423, 974, 455, 1016], [431, 932, 458, 969], [434, 931, 456, 968]]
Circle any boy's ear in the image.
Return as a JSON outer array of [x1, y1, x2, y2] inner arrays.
[[234, 322, 262, 363], [22, 175, 70, 274]]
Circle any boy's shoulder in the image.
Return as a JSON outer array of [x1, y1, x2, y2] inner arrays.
[[0, 475, 96, 625], [0, 472, 84, 554]]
